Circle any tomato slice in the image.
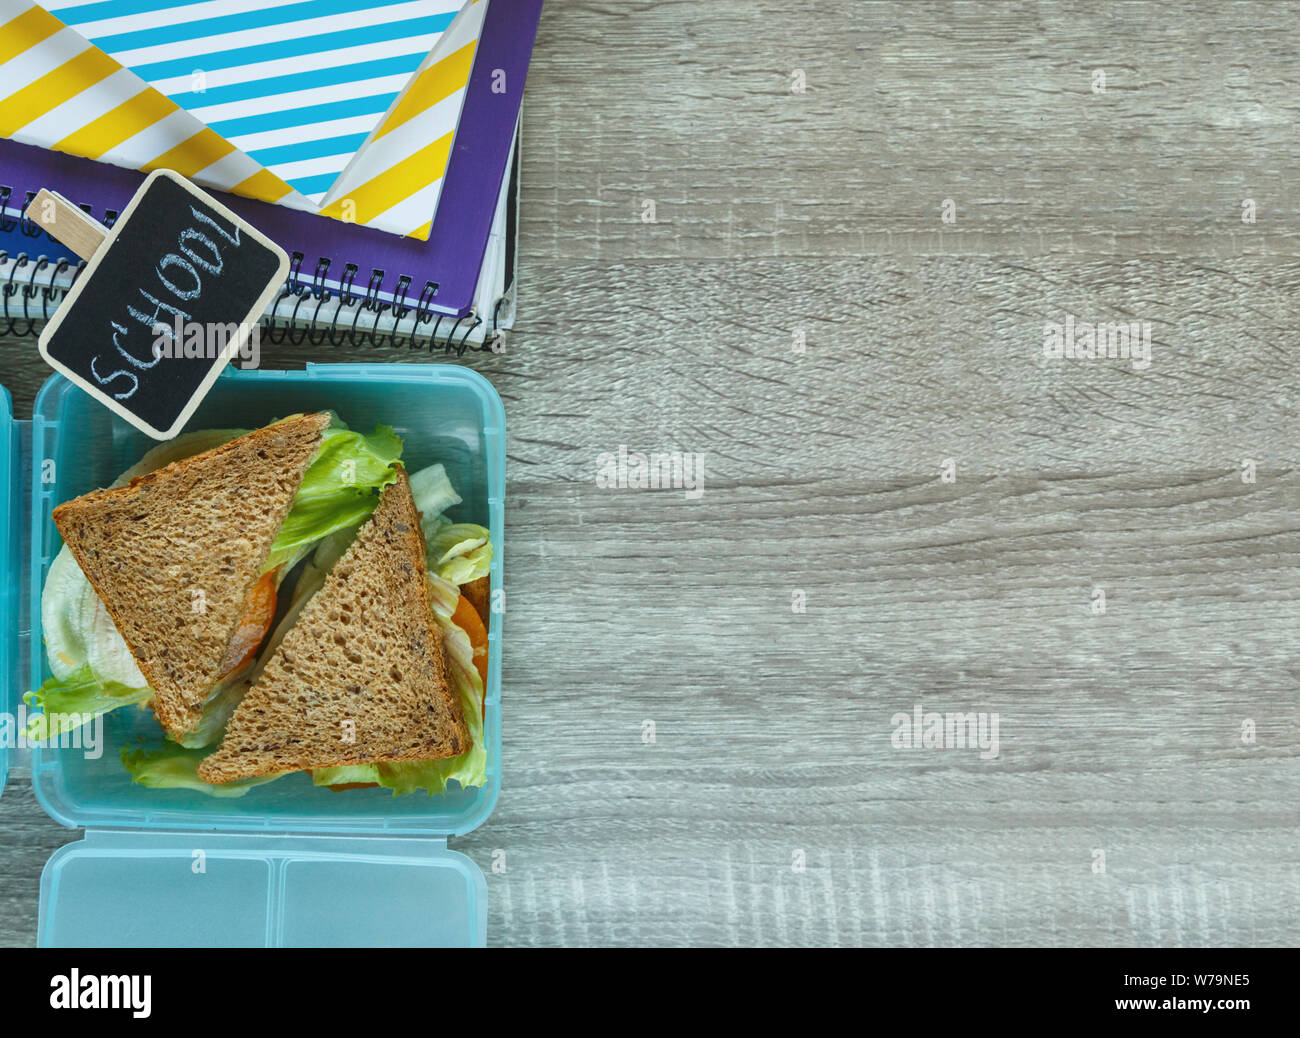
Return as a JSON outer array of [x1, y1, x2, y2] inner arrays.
[[218, 570, 277, 679], [327, 783, 380, 792], [450, 592, 489, 709]]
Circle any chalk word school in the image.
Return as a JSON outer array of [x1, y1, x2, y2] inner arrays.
[[100, 204, 250, 400]]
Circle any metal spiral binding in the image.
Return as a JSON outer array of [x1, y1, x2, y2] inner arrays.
[[263, 252, 488, 356], [1, 186, 494, 356]]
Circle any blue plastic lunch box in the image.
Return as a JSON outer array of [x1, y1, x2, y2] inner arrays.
[[0, 363, 505, 947]]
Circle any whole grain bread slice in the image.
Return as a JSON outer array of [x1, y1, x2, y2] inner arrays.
[[52, 413, 330, 736], [197, 467, 469, 784]]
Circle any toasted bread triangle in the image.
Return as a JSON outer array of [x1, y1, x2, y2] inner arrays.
[[52, 413, 330, 736], [197, 467, 469, 784]]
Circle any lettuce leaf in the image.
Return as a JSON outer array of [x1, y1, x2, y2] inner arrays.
[[408, 463, 462, 537], [42, 546, 147, 686], [306, 765, 377, 787], [120, 745, 284, 798], [407, 462, 491, 585], [426, 523, 492, 586], [263, 421, 403, 573], [23, 664, 152, 741]]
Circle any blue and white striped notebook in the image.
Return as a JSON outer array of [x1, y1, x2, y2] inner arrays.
[[45, 0, 470, 205]]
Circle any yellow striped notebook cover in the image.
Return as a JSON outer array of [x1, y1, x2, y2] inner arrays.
[[0, 0, 487, 239]]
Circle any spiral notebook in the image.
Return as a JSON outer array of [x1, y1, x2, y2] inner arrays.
[[0, 0, 540, 353]]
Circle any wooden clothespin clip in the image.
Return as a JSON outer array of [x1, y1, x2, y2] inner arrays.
[[34, 169, 288, 440]]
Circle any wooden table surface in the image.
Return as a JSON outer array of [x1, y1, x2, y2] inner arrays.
[[2, 0, 1299, 947]]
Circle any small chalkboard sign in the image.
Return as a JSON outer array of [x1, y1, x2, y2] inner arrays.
[[36, 169, 289, 440]]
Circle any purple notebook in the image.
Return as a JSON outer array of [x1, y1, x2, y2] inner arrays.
[[0, 0, 542, 320]]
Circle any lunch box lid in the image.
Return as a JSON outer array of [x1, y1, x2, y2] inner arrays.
[[39, 829, 486, 947], [2, 364, 504, 947]]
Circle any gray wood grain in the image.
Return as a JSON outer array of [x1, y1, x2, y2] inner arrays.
[[2, 0, 1300, 946]]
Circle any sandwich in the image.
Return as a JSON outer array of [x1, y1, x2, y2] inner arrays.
[[197, 468, 469, 783], [50, 413, 331, 739], [25, 413, 493, 797]]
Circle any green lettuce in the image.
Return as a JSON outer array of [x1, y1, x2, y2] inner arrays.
[[426, 523, 492, 585], [408, 463, 462, 537], [263, 420, 404, 572], [23, 664, 152, 741], [407, 462, 491, 586], [120, 745, 283, 798], [41, 546, 148, 688]]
